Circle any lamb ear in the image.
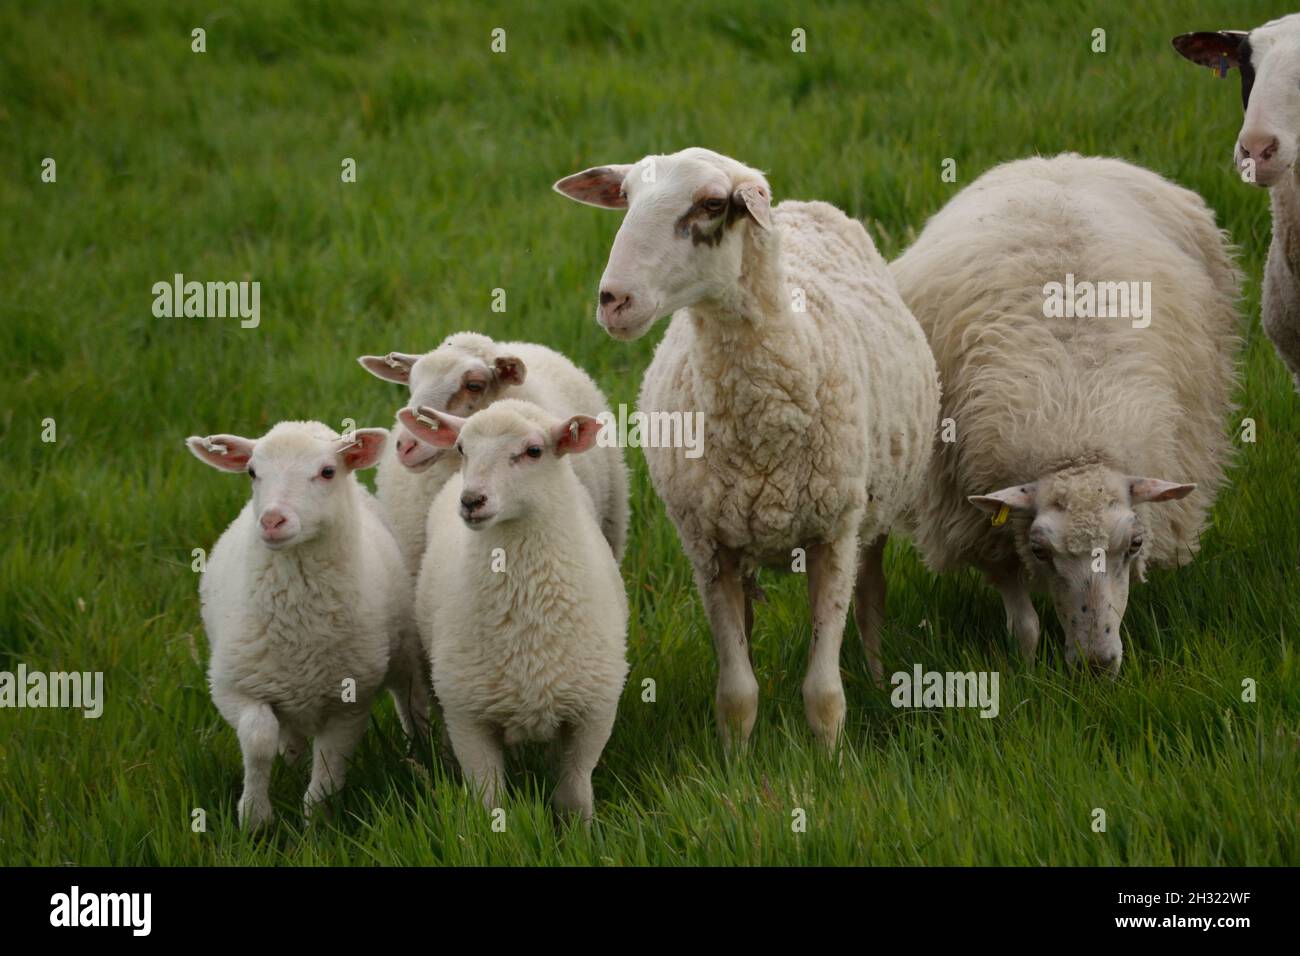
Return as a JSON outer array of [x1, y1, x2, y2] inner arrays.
[[1128, 477, 1196, 505], [358, 352, 421, 384], [336, 428, 388, 472], [969, 482, 1038, 515], [187, 434, 256, 472], [493, 355, 527, 386], [553, 165, 633, 209], [1171, 31, 1247, 71], [733, 182, 771, 230], [550, 415, 603, 456], [398, 405, 465, 449]]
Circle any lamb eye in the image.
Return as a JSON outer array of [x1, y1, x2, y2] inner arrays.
[[1030, 543, 1051, 562], [320, 466, 335, 479], [526, 445, 542, 459], [466, 381, 485, 393], [248, 467, 257, 480], [702, 198, 727, 214], [455, 442, 463, 456]]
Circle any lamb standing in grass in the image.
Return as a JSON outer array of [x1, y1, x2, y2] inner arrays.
[[555, 147, 940, 748], [891, 154, 1241, 673], [187, 421, 429, 828], [1174, 17, 1300, 391], [399, 400, 628, 823], [360, 332, 629, 572]]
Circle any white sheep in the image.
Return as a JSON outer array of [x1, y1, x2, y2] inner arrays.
[[891, 153, 1241, 673], [187, 421, 429, 828], [1173, 17, 1300, 391], [554, 147, 940, 749], [359, 332, 629, 572], [399, 399, 628, 823]]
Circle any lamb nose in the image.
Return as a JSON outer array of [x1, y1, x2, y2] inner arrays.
[[599, 290, 616, 305], [461, 492, 486, 513]]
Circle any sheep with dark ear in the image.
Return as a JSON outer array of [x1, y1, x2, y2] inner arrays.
[[358, 331, 628, 573], [1174, 15, 1300, 390]]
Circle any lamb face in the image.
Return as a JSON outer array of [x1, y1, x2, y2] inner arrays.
[[398, 400, 600, 532], [971, 466, 1194, 674], [359, 339, 527, 471], [554, 147, 772, 339], [1174, 15, 1300, 187], [186, 422, 387, 549]]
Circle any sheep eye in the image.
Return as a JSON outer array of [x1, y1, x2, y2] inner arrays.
[[1030, 543, 1051, 562], [248, 467, 257, 480], [702, 198, 727, 214], [320, 466, 335, 480], [466, 381, 485, 393], [455, 442, 463, 456], [526, 445, 542, 459]]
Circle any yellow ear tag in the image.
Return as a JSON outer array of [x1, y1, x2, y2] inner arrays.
[[991, 504, 1010, 527]]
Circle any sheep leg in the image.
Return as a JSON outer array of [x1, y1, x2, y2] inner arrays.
[[803, 537, 856, 748], [553, 705, 617, 825], [446, 716, 506, 812], [981, 559, 1040, 659], [303, 710, 369, 819], [385, 637, 431, 739], [853, 534, 888, 687], [696, 552, 759, 751], [235, 701, 280, 829]]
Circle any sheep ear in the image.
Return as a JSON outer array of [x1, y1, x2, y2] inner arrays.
[[969, 482, 1038, 515], [1172, 31, 1247, 71], [1128, 477, 1196, 505], [358, 352, 421, 384], [187, 434, 256, 473], [493, 355, 527, 386], [553, 165, 633, 209], [336, 428, 388, 472], [398, 405, 464, 449], [733, 182, 771, 230], [550, 415, 603, 456]]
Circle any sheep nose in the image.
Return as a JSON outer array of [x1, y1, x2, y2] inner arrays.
[[1240, 132, 1279, 163], [598, 288, 632, 325], [460, 492, 487, 514], [260, 509, 289, 532]]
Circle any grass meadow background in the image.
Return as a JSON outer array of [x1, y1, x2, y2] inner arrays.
[[1, 0, 1297, 865]]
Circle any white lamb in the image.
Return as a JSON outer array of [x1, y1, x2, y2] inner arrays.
[[554, 147, 940, 749], [399, 399, 628, 823], [891, 153, 1241, 673], [359, 332, 629, 572], [187, 421, 429, 828], [1174, 17, 1300, 390]]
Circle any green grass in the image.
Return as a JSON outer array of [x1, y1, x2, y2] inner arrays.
[[1, 0, 1297, 866]]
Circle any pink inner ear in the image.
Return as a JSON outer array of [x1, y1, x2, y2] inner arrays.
[[358, 355, 412, 384], [398, 406, 462, 448], [340, 430, 387, 471], [552, 416, 601, 456], [553, 166, 632, 209], [187, 434, 255, 472]]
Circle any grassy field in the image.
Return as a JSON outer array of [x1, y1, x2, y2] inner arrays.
[[1, 0, 1297, 866]]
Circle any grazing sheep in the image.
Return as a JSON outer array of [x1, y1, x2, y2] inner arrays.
[[891, 153, 1241, 673], [1174, 17, 1300, 391], [187, 421, 429, 828], [554, 147, 940, 748], [399, 399, 628, 823], [359, 332, 629, 571]]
